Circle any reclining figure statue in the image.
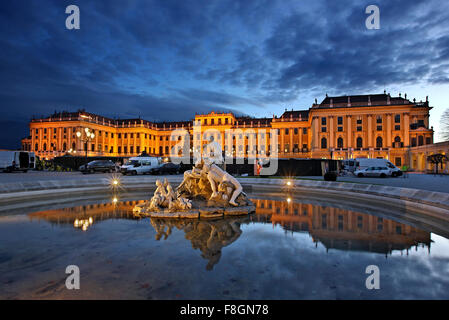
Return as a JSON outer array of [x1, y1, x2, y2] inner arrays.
[[202, 159, 243, 206]]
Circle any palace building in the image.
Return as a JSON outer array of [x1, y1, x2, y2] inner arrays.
[[21, 92, 436, 169]]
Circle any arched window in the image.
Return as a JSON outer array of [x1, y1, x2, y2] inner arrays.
[[63, 142, 67, 151], [72, 142, 76, 150], [356, 137, 363, 148], [337, 137, 344, 148], [394, 136, 401, 143], [35, 143, 38, 151], [376, 136, 383, 148], [321, 137, 327, 149], [43, 143, 47, 151]]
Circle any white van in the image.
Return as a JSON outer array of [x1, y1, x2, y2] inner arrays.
[[354, 158, 402, 177], [120, 157, 162, 175], [0, 151, 35, 173]]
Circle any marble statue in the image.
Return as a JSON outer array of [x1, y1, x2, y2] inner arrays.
[[202, 158, 242, 206], [146, 179, 192, 212], [133, 158, 255, 219]]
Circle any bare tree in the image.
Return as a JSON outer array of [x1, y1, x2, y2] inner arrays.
[[441, 108, 449, 142]]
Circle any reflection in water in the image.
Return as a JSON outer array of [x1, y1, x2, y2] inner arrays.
[[28, 197, 432, 265], [150, 217, 247, 270], [28, 200, 142, 228], [252, 199, 431, 255]]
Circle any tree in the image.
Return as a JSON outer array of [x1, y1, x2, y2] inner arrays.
[[441, 108, 449, 141]]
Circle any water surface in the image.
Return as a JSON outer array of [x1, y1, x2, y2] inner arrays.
[[1, 195, 449, 299]]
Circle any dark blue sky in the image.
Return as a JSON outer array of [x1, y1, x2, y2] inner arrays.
[[1, 0, 449, 148]]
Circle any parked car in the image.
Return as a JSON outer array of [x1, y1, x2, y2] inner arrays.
[[354, 166, 392, 178], [120, 157, 162, 175], [345, 158, 403, 177], [153, 162, 181, 175], [79, 160, 117, 174]]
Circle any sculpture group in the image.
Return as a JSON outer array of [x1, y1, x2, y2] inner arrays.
[[133, 159, 255, 218], [149, 216, 248, 270]]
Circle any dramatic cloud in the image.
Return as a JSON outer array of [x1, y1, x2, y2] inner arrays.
[[1, 0, 449, 148]]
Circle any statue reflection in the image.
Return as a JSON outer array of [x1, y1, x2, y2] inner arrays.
[[150, 217, 248, 270]]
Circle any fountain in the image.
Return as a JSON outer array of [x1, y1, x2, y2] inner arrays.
[[133, 158, 255, 219]]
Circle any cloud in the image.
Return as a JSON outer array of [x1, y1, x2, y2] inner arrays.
[[1, 0, 449, 148]]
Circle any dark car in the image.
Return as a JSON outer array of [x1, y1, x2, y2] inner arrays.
[[79, 160, 117, 174], [154, 162, 181, 175]]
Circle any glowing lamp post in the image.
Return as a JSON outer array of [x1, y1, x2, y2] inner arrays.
[[76, 128, 95, 165]]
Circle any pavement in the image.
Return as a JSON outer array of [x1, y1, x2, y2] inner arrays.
[[295, 173, 449, 193], [0, 171, 180, 183], [0, 171, 448, 193]]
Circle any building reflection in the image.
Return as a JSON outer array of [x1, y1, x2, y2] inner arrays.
[[28, 200, 142, 229], [28, 198, 431, 261], [149, 217, 248, 270], [252, 198, 431, 255]]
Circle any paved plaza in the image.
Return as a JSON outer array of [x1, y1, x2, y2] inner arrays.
[[296, 173, 449, 193], [0, 171, 448, 193]]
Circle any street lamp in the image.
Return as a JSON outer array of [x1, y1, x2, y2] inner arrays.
[[76, 127, 95, 165]]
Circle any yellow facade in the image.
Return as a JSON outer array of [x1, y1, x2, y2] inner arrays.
[[22, 93, 434, 169]]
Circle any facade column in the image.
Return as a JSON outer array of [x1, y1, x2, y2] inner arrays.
[[290, 127, 293, 154], [140, 131, 145, 154], [386, 113, 392, 147], [58, 127, 62, 151], [346, 115, 352, 148], [95, 132, 99, 154], [367, 115, 373, 147], [404, 113, 410, 146], [329, 116, 334, 149], [312, 117, 319, 150], [68, 128, 72, 152], [31, 128, 35, 152], [39, 128, 42, 151]]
